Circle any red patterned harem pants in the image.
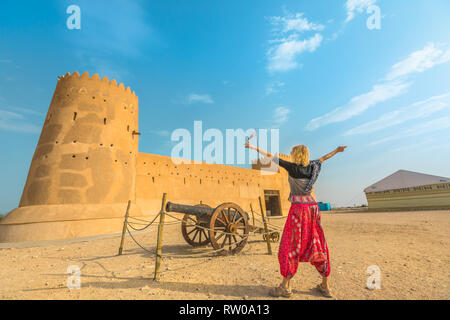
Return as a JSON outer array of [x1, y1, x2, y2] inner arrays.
[[278, 196, 330, 278]]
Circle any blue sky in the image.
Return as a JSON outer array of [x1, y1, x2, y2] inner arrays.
[[1, 0, 450, 212]]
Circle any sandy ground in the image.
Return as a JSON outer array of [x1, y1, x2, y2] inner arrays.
[[0, 209, 449, 300]]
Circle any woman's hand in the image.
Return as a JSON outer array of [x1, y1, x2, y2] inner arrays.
[[319, 146, 347, 162], [245, 142, 255, 149]]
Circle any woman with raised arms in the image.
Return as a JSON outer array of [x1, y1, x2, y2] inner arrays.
[[245, 143, 347, 298]]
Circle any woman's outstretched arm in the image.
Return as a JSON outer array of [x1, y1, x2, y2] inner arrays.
[[319, 146, 347, 163], [245, 143, 274, 158]]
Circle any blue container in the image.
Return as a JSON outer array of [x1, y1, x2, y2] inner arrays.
[[318, 202, 331, 211]]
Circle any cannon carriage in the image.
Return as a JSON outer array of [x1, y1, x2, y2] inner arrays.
[[165, 201, 280, 255]]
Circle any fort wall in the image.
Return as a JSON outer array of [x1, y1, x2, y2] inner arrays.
[[135, 153, 291, 217]]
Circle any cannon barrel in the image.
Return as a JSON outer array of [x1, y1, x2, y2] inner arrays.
[[165, 202, 214, 217]]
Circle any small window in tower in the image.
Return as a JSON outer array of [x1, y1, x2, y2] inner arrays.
[[104, 118, 107, 125], [73, 112, 77, 121]]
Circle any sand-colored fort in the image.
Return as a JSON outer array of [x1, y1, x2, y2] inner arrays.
[[0, 72, 293, 243]]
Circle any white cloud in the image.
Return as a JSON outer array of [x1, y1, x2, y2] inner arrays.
[[268, 34, 323, 72], [270, 13, 325, 33], [307, 81, 410, 131], [386, 43, 450, 80], [267, 11, 324, 73], [306, 43, 450, 131], [273, 106, 290, 127], [0, 109, 40, 134], [186, 93, 214, 105], [370, 116, 450, 145], [265, 81, 285, 95], [345, 0, 377, 22], [345, 92, 450, 135]]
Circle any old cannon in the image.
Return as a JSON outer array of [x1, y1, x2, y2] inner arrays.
[[165, 201, 281, 255], [165, 202, 251, 255]]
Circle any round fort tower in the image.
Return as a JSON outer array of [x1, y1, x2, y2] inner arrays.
[[0, 72, 141, 242]]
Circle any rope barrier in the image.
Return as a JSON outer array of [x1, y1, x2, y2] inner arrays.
[[125, 225, 156, 254], [126, 212, 161, 232], [267, 215, 288, 220], [121, 197, 283, 260], [125, 213, 275, 257], [126, 223, 256, 258]]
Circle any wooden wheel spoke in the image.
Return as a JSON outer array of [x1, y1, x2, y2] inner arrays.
[[202, 230, 208, 240], [221, 235, 229, 248], [187, 216, 197, 224], [192, 229, 200, 241], [198, 230, 202, 242], [235, 233, 244, 239], [185, 222, 197, 229], [216, 218, 226, 227], [231, 209, 239, 222], [187, 228, 197, 236], [221, 210, 229, 224], [215, 231, 226, 241], [234, 216, 243, 224]]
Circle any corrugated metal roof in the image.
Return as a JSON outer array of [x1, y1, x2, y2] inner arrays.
[[364, 170, 450, 193]]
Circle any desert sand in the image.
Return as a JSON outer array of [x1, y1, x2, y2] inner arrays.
[[0, 209, 449, 300]]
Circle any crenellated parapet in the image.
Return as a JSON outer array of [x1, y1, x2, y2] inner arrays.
[[278, 153, 292, 161]]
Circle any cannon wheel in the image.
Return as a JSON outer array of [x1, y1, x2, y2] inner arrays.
[[209, 203, 249, 255], [181, 204, 211, 247]]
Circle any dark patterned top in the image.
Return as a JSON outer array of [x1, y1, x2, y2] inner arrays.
[[272, 156, 322, 197]]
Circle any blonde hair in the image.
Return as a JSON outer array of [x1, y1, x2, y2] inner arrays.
[[290, 145, 310, 167]]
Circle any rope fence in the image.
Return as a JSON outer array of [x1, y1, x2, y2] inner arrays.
[[117, 195, 289, 280]]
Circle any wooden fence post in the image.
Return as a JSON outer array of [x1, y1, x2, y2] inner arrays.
[[153, 193, 167, 281], [250, 203, 255, 226], [259, 196, 272, 255], [118, 200, 131, 256]]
